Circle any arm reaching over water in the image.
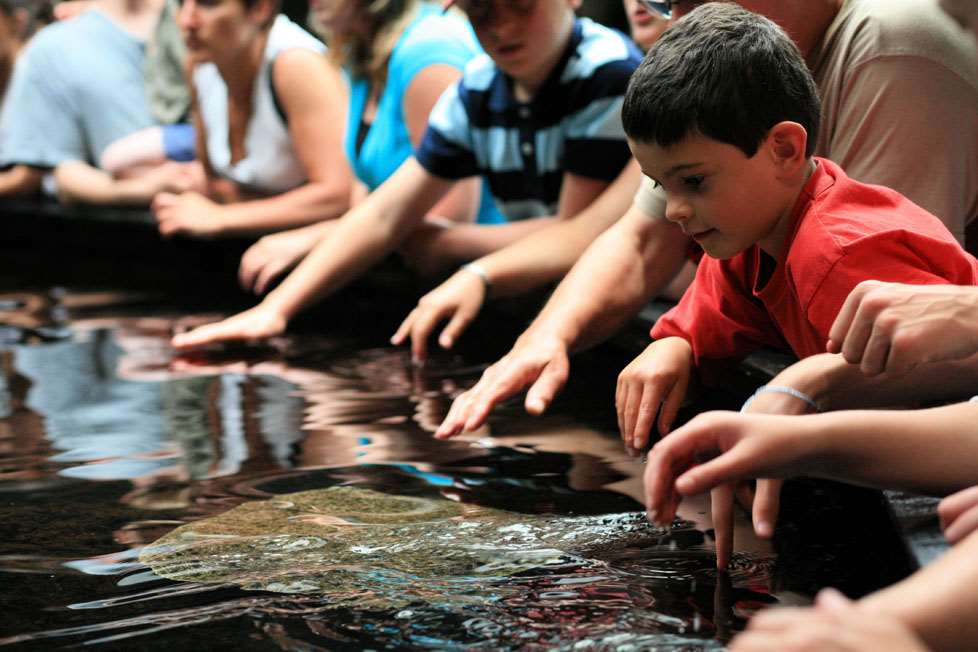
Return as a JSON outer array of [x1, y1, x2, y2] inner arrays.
[[827, 281, 978, 376], [434, 196, 691, 439], [171, 158, 455, 349], [645, 403, 978, 529], [393, 160, 642, 362]]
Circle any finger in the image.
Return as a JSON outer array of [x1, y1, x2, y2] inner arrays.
[[711, 483, 735, 570], [615, 374, 630, 442], [170, 320, 240, 349], [827, 281, 875, 356], [658, 367, 689, 436], [463, 365, 531, 433], [858, 324, 892, 377], [938, 485, 978, 530], [943, 505, 978, 544], [752, 478, 781, 539], [728, 630, 795, 652], [813, 587, 852, 616], [439, 302, 478, 350], [253, 261, 286, 296], [390, 308, 417, 346], [838, 293, 884, 366], [644, 441, 696, 525], [524, 353, 568, 415], [238, 255, 261, 293], [632, 381, 660, 452], [435, 389, 472, 439]]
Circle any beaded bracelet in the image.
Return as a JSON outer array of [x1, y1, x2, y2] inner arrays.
[[740, 385, 819, 413]]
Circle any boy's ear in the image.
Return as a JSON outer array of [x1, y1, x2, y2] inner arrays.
[[765, 121, 809, 173], [250, 0, 277, 28]]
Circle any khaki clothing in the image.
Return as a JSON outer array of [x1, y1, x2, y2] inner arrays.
[[635, 0, 978, 244]]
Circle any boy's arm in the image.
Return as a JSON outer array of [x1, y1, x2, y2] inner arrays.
[[434, 200, 690, 439], [392, 159, 642, 361], [171, 157, 453, 349]]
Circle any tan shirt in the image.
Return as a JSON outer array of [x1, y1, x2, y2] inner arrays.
[[636, 0, 978, 243]]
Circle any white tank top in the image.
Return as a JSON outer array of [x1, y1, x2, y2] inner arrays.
[[194, 15, 326, 194]]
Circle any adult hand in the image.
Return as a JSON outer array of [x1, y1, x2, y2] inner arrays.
[[239, 224, 332, 295], [170, 303, 287, 350], [939, 484, 978, 544], [827, 281, 978, 376], [434, 331, 571, 439], [153, 190, 226, 238], [615, 336, 693, 455], [391, 269, 486, 364], [730, 588, 928, 652]]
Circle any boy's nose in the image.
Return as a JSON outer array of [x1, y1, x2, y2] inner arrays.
[[664, 195, 693, 225]]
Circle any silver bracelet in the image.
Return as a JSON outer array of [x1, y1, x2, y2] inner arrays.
[[460, 262, 491, 294], [741, 385, 819, 413]]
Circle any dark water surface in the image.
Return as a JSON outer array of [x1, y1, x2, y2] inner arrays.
[[0, 289, 913, 650]]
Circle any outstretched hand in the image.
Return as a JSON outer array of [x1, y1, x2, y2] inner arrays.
[[391, 269, 486, 364], [170, 304, 287, 350], [434, 332, 571, 439], [827, 281, 978, 376]]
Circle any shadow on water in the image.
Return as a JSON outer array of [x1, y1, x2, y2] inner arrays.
[[0, 290, 914, 650]]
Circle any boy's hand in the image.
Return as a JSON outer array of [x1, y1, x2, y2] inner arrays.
[[171, 304, 287, 350], [615, 336, 693, 454], [434, 331, 570, 439], [391, 269, 486, 364], [827, 281, 978, 376], [730, 588, 928, 652], [939, 485, 978, 544]]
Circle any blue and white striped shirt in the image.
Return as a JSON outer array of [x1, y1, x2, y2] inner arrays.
[[415, 18, 642, 221]]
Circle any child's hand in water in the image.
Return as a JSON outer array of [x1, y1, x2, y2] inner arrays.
[[171, 304, 287, 350]]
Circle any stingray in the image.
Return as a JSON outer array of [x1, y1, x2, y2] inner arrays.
[[139, 486, 671, 607]]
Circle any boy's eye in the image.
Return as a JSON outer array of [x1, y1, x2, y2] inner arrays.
[[682, 175, 704, 190]]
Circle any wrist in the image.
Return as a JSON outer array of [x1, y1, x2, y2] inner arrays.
[[459, 261, 491, 298]]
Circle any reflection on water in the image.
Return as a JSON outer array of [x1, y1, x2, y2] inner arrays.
[[0, 291, 908, 650]]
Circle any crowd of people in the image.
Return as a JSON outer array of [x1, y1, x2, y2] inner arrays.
[[4, 0, 978, 649]]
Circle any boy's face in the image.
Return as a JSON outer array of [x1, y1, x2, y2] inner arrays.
[[458, 0, 578, 94], [630, 133, 789, 259]]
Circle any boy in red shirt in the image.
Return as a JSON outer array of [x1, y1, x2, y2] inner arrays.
[[618, 3, 978, 568]]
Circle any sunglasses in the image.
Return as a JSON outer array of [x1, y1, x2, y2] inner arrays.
[[638, 1, 703, 19]]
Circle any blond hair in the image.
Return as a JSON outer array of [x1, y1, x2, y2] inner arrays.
[[321, 0, 424, 89]]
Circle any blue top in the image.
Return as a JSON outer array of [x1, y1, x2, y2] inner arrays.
[[415, 18, 642, 221], [0, 10, 155, 167], [345, 2, 503, 224]]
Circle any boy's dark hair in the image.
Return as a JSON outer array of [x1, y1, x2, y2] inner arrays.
[[621, 2, 820, 158]]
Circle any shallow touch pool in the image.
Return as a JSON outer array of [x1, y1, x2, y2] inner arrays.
[[0, 290, 913, 650]]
